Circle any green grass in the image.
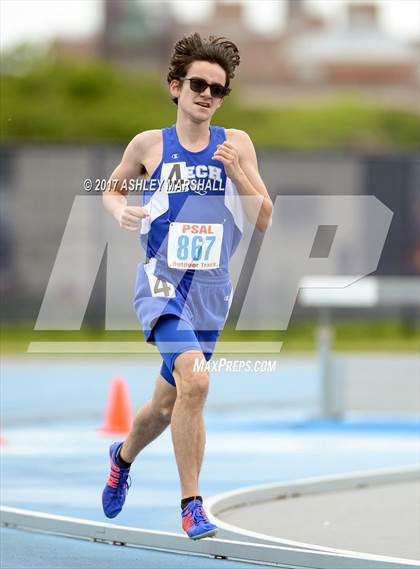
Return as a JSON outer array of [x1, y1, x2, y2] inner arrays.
[[1, 321, 418, 355], [1, 51, 419, 149], [221, 321, 419, 352]]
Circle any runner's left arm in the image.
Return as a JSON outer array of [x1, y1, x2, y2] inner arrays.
[[212, 130, 273, 232]]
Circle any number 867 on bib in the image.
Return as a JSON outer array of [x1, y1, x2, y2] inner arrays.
[[167, 223, 223, 270]]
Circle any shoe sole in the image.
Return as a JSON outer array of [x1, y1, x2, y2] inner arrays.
[[189, 528, 218, 540]]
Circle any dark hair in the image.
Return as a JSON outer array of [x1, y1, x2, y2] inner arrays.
[[167, 33, 240, 105]]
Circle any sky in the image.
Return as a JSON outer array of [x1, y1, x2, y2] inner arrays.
[[1, 0, 419, 51]]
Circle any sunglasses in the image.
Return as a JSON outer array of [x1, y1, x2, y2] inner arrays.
[[178, 76, 231, 99]]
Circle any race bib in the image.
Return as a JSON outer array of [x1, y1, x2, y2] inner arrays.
[[167, 222, 223, 270]]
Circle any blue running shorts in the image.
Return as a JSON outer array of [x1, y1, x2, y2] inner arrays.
[[133, 258, 232, 386], [153, 315, 219, 386]]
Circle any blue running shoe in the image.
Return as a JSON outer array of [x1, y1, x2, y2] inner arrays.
[[102, 442, 131, 519], [182, 499, 218, 540]]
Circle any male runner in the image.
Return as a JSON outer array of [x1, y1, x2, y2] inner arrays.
[[102, 33, 272, 540]]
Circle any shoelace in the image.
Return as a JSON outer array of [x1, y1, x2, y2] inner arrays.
[[191, 503, 209, 525], [108, 465, 131, 495]]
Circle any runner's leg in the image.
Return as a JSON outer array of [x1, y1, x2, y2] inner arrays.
[[171, 350, 208, 499], [194, 329, 219, 477], [119, 374, 177, 463], [149, 314, 208, 499]]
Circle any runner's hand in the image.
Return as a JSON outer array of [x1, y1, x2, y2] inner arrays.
[[115, 206, 149, 231], [212, 141, 243, 182]]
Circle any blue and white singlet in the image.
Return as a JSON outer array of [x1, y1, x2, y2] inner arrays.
[[134, 124, 243, 340]]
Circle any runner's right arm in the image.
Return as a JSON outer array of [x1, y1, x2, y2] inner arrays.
[[103, 134, 150, 231]]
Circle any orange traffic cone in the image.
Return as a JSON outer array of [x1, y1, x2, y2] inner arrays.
[[99, 377, 133, 435]]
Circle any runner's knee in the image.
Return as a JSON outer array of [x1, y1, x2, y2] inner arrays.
[[150, 390, 176, 424], [175, 352, 209, 401], [155, 404, 174, 423]]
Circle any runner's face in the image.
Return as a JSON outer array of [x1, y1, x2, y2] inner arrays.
[[172, 61, 227, 120]]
